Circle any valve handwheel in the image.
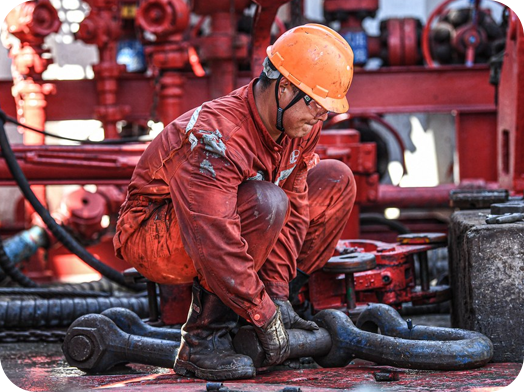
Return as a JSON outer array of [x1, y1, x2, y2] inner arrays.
[[422, 0, 505, 67]]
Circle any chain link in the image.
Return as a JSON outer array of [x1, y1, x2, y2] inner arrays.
[[0, 329, 66, 343]]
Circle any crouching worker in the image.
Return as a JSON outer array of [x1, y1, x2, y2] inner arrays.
[[114, 24, 356, 380]]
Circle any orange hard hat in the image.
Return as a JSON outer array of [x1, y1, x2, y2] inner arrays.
[[266, 23, 354, 114]]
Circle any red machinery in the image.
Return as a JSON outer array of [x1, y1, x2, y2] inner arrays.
[[0, 0, 521, 320]]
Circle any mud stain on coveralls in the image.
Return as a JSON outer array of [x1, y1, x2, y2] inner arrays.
[[200, 130, 226, 157], [247, 171, 265, 181], [274, 166, 295, 186], [186, 105, 203, 133], [188, 133, 198, 151], [200, 159, 216, 178]]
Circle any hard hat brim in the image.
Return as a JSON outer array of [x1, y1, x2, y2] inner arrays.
[[312, 94, 349, 114]]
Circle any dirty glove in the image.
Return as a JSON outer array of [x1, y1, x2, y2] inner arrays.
[[273, 299, 319, 331], [254, 307, 290, 367]]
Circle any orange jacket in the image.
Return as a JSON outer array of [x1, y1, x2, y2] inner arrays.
[[115, 79, 321, 327]]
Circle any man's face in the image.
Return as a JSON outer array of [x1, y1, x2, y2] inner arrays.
[[280, 86, 329, 139]]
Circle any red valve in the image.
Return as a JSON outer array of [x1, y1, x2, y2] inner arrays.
[[5, 0, 61, 44], [60, 188, 107, 242], [136, 0, 189, 36], [422, 0, 505, 67]]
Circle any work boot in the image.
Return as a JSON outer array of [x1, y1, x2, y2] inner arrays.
[[174, 280, 256, 380]]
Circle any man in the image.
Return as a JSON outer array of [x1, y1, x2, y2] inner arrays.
[[114, 23, 356, 380]]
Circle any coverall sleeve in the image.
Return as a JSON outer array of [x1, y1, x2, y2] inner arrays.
[[167, 133, 276, 328], [259, 128, 321, 299]]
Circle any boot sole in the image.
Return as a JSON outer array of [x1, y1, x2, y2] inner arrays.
[[174, 359, 256, 381]]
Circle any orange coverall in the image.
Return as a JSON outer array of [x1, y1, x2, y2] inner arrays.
[[114, 79, 356, 328]]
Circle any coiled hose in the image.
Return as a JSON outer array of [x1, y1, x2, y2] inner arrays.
[[0, 111, 140, 291], [0, 296, 150, 328], [42, 278, 125, 295], [0, 288, 112, 298]]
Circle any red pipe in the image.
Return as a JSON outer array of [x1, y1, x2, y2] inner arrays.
[[0, 144, 146, 184], [366, 182, 499, 209]]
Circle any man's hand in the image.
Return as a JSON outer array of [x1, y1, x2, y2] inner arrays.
[[253, 307, 290, 366], [273, 299, 319, 331]]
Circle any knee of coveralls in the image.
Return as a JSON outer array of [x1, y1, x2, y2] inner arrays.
[[199, 180, 290, 291], [296, 159, 356, 275], [120, 182, 289, 288], [117, 200, 197, 285]]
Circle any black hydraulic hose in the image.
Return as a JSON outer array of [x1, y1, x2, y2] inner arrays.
[[42, 279, 123, 295], [0, 296, 150, 328], [400, 301, 450, 316], [0, 112, 139, 290], [0, 288, 111, 298], [360, 213, 411, 234], [0, 237, 38, 288], [0, 109, 152, 145]]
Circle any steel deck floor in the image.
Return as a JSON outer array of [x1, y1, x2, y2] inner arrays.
[[1, 313, 523, 391], [1, 340, 522, 392]]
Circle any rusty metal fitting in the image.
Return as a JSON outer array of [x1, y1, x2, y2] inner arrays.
[[323, 252, 376, 311], [59, 188, 107, 242], [397, 232, 447, 245]]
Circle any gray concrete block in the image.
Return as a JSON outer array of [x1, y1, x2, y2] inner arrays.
[[449, 210, 524, 362]]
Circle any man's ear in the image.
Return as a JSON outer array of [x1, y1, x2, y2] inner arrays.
[[278, 77, 292, 97]]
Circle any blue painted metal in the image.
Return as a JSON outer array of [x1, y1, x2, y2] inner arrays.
[[342, 31, 368, 64], [2, 226, 48, 264]]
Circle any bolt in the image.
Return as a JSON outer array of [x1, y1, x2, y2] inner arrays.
[[68, 335, 94, 362], [206, 382, 228, 391], [374, 371, 400, 381]]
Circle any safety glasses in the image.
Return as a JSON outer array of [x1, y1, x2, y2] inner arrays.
[[303, 95, 329, 116]]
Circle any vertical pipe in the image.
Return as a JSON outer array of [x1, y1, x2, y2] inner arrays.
[[210, 12, 235, 98], [158, 72, 184, 126], [345, 273, 356, 310], [419, 251, 430, 292]]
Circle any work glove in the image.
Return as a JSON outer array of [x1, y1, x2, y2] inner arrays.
[[254, 307, 290, 367], [273, 298, 319, 331]]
